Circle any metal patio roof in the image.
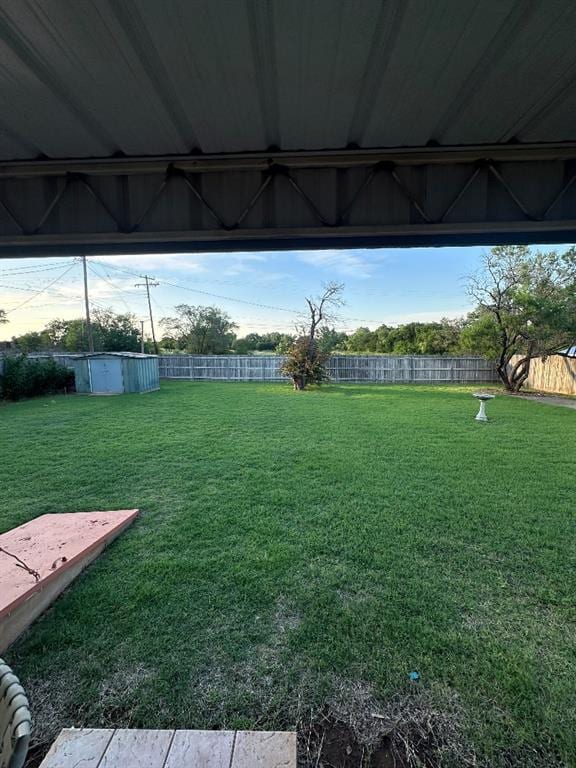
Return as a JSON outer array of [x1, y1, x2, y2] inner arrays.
[[0, 1, 575, 163]]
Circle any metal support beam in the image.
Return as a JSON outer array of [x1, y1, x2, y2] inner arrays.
[[0, 144, 575, 256]]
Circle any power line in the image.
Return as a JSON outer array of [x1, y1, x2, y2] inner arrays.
[[150, 293, 170, 316], [0, 260, 72, 275], [4, 264, 77, 315], [87, 263, 133, 314], [88, 257, 447, 327], [91, 259, 301, 315]]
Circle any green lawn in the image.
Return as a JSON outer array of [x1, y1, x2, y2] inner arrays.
[[1, 382, 574, 767]]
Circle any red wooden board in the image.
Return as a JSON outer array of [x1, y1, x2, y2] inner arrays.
[[0, 510, 138, 620]]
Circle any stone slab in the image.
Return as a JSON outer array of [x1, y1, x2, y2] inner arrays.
[[39, 728, 297, 768]]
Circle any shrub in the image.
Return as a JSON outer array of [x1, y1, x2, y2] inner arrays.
[[0, 356, 74, 401], [280, 336, 330, 390]]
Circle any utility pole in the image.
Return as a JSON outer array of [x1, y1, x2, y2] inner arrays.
[[81, 255, 94, 353], [135, 275, 159, 354], [140, 320, 145, 354]]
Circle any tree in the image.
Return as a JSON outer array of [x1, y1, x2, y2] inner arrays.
[[417, 319, 463, 355], [161, 305, 237, 354], [280, 282, 344, 389], [232, 332, 294, 354], [274, 334, 296, 354], [91, 309, 140, 352], [345, 327, 379, 352], [232, 337, 253, 355], [11, 330, 51, 353], [41, 311, 141, 352], [465, 245, 576, 391], [159, 335, 177, 351], [0, 309, 6, 325], [44, 318, 73, 351], [318, 326, 347, 354]]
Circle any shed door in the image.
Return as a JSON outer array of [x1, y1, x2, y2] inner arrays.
[[89, 358, 123, 393]]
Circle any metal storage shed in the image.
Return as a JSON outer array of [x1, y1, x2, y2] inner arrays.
[[71, 353, 159, 394]]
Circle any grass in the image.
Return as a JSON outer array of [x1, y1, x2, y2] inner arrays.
[[1, 382, 574, 767]]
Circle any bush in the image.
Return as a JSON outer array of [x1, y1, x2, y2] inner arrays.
[[280, 336, 330, 390], [0, 356, 74, 401]]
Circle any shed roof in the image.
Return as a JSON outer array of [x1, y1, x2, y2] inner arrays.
[[77, 352, 159, 359], [555, 345, 576, 358]]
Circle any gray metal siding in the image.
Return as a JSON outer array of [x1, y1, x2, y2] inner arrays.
[[70, 359, 90, 393], [74, 354, 159, 394], [89, 357, 124, 393], [121, 358, 137, 394], [138, 357, 160, 392], [0, 1, 575, 253], [0, 1, 574, 160]]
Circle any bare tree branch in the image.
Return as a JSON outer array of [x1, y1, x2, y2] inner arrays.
[[0, 546, 40, 582]]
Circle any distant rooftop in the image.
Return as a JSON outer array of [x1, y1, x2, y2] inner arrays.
[[556, 345, 576, 358], [75, 351, 159, 359]]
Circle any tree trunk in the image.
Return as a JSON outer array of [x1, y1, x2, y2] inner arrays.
[[509, 355, 532, 392], [496, 360, 514, 391], [292, 375, 305, 390]]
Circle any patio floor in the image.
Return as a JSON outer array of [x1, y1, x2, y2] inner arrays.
[[39, 728, 297, 768]]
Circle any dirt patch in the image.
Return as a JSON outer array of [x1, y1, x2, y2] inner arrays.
[[298, 678, 477, 768], [302, 718, 400, 767]]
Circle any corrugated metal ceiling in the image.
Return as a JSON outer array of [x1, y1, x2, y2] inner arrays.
[[0, 0, 574, 162]]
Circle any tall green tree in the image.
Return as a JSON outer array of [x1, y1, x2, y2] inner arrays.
[[464, 245, 576, 391], [161, 305, 237, 354], [345, 321, 462, 354], [18, 310, 141, 352], [317, 326, 347, 353], [232, 332, 295, 354], [345, 327, 378, 352], [91, 309, 141, 351], [10, 330, 51, 352]]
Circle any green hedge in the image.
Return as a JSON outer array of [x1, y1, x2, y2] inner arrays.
[[0, 356, 75, 401]]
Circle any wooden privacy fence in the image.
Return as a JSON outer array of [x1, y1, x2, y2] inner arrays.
[[509, 354, 576, 395], [158, 355, 497, 383]]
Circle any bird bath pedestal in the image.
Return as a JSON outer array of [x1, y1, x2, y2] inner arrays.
[[474, 392, 495, 421]]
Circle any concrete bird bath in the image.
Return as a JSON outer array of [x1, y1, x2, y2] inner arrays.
[[473, 392, 495, 422]]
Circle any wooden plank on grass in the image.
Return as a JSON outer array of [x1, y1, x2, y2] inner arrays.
[[231, 731, 297, 767], [164, 730, 235, 768], [99, 729, 174, 768], [39, 728, 114, 768]]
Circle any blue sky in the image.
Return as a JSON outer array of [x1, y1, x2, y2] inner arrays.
[[0, 245, 541, 339]]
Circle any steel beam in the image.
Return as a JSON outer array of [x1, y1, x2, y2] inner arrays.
[[0, 145, 575, 256]]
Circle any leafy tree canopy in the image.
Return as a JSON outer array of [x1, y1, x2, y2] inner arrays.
[[161, 305, 237, 354], [11, 309, 141, 353], [232, 332, 295, 354], [464, 245, 576, 391], [344, 320, 463, 355]]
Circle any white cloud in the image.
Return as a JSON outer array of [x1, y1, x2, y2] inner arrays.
[[295, 249, 375, 278], [96, 251, 268, 278]]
